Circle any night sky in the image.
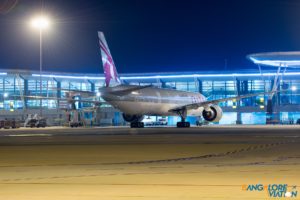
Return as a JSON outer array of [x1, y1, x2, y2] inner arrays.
[[0, 0, 300, 74]]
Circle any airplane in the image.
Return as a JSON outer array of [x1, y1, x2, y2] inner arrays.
[[96, 32, 275, 128], [17, 32, 276, 128]]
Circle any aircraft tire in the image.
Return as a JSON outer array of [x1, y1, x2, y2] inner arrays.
[[130, 122, 144, 128], [177, 122, 190, 128]]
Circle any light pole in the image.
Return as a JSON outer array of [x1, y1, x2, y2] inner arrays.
[[31, 16, 50, 117]]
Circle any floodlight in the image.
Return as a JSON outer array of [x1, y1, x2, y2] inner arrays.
[[31, 16, 50, 30]]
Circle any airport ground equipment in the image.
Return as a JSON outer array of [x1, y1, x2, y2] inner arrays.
[[143, 117, 168, 126], [0, 119, 20, 129], [24, 114, 47, 128], [0, 120, 10, 129], [154, 118, 168, 125], [195, 117, 209, 126], [65, 110, 87, 128]]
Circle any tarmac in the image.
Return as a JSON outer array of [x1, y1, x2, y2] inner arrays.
[[0, 125, 299, 199]]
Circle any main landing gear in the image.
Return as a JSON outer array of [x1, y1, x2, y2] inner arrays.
[[177, 121, 190, 128], [176, 107, 190, 128], [130, 122, 144, 128]]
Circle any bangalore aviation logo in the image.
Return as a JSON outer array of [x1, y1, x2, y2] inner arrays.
[[242, 184, 298, 198]]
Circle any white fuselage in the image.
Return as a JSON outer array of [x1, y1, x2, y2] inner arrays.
[[101, 85, 207, 117]]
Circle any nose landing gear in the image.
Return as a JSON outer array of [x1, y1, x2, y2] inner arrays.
[[176, 107, 190, 128]]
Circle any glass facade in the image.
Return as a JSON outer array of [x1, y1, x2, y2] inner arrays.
[[0, 70, 299, 124]]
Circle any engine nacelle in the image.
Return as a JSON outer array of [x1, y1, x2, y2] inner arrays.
[[202, 105, 223, 122], [122, 113, 144, 123]]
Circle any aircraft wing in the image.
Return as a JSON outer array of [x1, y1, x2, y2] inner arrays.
[[51, 85, 153, 97], [100, 85, 153, 96], [50, 88, 95, 95], [169, 91, 276, 112], [57, 89, 96, 95], [49, 88, 96, 98], [13, 95, 105, 105]]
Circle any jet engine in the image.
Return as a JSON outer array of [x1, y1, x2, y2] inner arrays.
[[122, 113, 144, 123], [202, 105, 223, 122]]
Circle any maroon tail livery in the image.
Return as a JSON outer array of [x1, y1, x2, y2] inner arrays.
[[98, 32, 121, 87]]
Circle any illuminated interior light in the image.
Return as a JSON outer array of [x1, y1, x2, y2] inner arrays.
[[131, 91, 139, 95], [259, 97, 264, 103], [291, 86, 297, 91]]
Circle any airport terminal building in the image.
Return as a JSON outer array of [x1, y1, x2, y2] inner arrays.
[[0, 69, 299, 126]]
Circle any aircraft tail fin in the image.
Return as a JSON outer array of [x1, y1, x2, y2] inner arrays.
[[98, 32, 121, 87]]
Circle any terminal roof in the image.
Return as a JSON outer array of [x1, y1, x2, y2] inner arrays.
[[247, 51, 300, 67]]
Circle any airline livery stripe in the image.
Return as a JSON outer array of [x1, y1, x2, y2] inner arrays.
[[101, 49, 114, 68], [99, 42, 109, 55], [99, 40, 111, 56], [99, 39, 108, 51], [99, 43, 114, 63]]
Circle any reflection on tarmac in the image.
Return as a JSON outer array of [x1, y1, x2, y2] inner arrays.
[[0, 126, 299, 200]]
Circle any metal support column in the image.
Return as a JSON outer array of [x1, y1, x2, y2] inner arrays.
[[236, 79, 242, 124], [266, 65, 282, 124]]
